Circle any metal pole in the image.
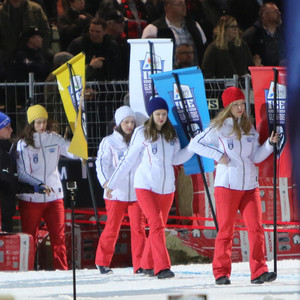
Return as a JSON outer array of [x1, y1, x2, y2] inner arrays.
[[272, 68, 278, 275], [244, 74, 251, 117], [172, 72, 219, 232], [70, 187, 77, 300], [148, 41, 156, 98]]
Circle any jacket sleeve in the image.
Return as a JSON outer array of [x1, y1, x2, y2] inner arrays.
[[250, 129, 273, 163], [16, 140, 43, 186], [55, 134, 76, 159], [172, 139, 194, 165], [188, 126, 224, 162], [107, 128, 145, 190], [95, 137, 112, 188]]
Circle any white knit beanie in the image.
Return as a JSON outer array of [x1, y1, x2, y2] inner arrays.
[[115, 106, 135, 126]]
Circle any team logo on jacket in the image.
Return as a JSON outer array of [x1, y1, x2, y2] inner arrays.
[[33, 153, 39, 164], [227, 139, 234, 150], [48, 148, 55, 153], [151, 143, 157, 154], [117, 151, 124, 160]]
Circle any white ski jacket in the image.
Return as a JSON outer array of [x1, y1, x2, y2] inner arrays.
[[189, 118, 273, 190], [108, 126, 194, 195], [96, 130, 138, 202], [16, 131, 74, 203]]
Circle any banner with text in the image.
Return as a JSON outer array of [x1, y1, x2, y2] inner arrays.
[[128, 39, 173, 122], [53, 52, 88, 159], [249, 66, 291, 178], [151, 66, 215, 175]]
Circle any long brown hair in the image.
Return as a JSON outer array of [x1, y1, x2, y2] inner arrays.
[[19, 120, 52, 148], [211, 104, 252, 140], [115, 124, 135, 145], [214, 15, 242, 50], [143, 115, 177, 142]]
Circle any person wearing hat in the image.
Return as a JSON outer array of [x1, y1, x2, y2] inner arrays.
[[57, 0, 93, 51], [106, 97, 193, 279], [16, 104, 75, 270], [13, 26, 54, 82], [95, 105, 147, 275], [0, 111, 49, 232], [189, 87, 279, 285]]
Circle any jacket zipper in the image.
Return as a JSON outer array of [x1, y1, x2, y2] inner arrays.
[[39, 134, 47, 202], [239, 139, 245, 190], [161, 135, 166, 194]]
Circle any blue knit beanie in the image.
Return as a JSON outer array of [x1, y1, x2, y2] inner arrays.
[[146, 97, 169, 116], [0, 112, 11, 129]]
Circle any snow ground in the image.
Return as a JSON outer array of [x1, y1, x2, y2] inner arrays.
[[0, 260, 299, 300]]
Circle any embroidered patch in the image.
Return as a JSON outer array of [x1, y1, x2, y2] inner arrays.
[[246, 137, 254, 142], [48, 147, 55, 153], [152, 143, 157, 154], [33, 153, 38, 164], [118, 151, 124, 160], [227, 139, 234, 150]]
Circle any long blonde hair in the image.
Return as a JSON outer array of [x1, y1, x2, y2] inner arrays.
[[211, 104, 252, 140], [214, 15, 242, 50], [144, 115, 177, 142]]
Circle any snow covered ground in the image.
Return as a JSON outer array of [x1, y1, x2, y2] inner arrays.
[[0, 260, 299, 300]]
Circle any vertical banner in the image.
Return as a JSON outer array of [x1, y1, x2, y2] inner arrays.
[[128, 39, 173, 119], [53, 52, 88, 159], [151, 66, 215, 175], [249, 66, 291, 178]]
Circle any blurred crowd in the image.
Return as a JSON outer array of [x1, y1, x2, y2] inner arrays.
[[0, 0, 285, 83]]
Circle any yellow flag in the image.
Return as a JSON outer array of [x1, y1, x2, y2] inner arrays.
[[53, 52, 88, 159]]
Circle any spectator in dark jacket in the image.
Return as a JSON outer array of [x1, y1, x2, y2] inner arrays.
[[67, 17, 123, 81], [57, 0, 93, 51], [242, 2, 285, 66], [0, 111, 50, 232], [13, 27, 54, 81], [142, 0, 207, 66]]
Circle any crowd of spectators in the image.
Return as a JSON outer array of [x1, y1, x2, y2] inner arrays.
[[0, 0, 284, 84]]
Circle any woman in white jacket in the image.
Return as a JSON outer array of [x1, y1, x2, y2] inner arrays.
[[16, 104, 74, 270], [95, 106, 147, 275], [189, 87, 278, 285], [106, 97, 193, 279]]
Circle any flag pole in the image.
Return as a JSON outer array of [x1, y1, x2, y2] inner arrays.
[[272, 67, 278, 275], [148, 41, 156, 98], [67, 64, 101, 236], [172, 72, 218, 232]]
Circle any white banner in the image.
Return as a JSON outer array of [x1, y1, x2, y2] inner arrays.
[[128, 38, 173, 121]]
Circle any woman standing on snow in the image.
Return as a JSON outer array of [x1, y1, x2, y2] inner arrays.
[[106, 97, 193, 279], [16, 104, 75, 270], [95, 106, 147, 275], [189, 87, 278, 285]]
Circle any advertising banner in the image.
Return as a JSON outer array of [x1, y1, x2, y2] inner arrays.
[[249, 66, 291, 178], [151, 66, 215, 175], [128, 39, 173, 120]]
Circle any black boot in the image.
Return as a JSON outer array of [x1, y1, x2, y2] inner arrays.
[[157, 269, 175, 279], [96, 265, 113, 274], [251, 272, 277, 284], [215, 276, 231, 285]]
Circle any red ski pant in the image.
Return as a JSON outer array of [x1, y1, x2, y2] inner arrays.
[[213, 187, 268, 280], [95, 200, 146, 272], [136, 189, 174, 275], [18, 199, 68, 270]]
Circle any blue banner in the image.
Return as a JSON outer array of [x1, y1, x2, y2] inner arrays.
[[151, 66, 214, 175]]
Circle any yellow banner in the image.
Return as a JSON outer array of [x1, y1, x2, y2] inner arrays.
[[53, 52, 88, 159]]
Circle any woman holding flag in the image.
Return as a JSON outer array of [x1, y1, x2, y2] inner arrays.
[[16, 104, 75, 270], [189, 87, 279, 285], [106, 97, 193, 279]]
